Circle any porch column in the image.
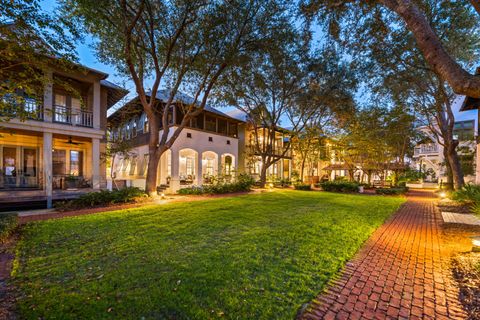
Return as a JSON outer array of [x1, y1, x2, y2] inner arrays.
[[217, 153, 222, 176], [476, 142, 480, 184], [92, 138, 101, 189], [477, 110, 480, 184], [170, 148, 180, 192], [43, 71, 53, 122], [43, 132, 53, 208], [197, 153, 203, 185], [93, 80, 101, 129]]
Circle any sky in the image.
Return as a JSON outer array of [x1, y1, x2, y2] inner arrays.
[[39, 0, 477, 123], [40, 0, 326, 119]]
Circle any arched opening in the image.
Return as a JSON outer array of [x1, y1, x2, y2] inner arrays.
[[202, 151, 218, 184], [179, 148, 197, 185], [221, 153, 236, 182]]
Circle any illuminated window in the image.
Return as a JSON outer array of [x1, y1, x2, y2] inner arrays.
[[69, 150, 83, 176]]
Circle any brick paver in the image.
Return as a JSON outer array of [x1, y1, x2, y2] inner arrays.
[[300, 190, 467, 320]]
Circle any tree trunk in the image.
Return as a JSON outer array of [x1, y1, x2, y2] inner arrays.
[[444, 142, 465, 190], [259, 162, 268, 188], [145, 147, 162, 196], [300, 157, 307, 182]]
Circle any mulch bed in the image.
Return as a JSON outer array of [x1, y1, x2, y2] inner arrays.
[[437, 199, 472, 214], [452, 253, 480, 320]]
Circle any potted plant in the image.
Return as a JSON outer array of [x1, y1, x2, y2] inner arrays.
[[64, 175, 78, 189]]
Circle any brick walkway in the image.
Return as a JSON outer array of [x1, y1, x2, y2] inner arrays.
[[301, 190, 467, 320]]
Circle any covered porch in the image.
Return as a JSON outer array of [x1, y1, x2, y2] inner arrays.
[[0, 129, 102, 206]]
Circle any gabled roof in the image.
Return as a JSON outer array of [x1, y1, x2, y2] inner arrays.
[[108, 89, 243, 123]]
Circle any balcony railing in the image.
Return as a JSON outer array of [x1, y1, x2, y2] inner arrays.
[[414, 144, 439, 155], [53, 105, 72, 124], [75, 110, 93, 127], [53, 106, 93, 128]]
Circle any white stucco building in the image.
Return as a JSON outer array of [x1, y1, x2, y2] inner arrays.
[[108, 91, 242, 193], [412, 95, 478, 185]]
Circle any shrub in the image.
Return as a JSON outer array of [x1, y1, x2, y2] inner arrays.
[[178, 174, 255, 195], [55, 187, 148, 211], [294, 184, 311, 191], [375, 187, 409, 195], [452, 184, 480, 204], [319, 181, 359, 193], [0, 213, 18, 243]]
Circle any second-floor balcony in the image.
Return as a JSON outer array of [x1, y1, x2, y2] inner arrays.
[[53, 105, 94, 128], [414, 144, 439, 156]]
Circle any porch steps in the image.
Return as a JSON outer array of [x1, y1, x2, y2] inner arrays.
[[156, 184, 169, 195]]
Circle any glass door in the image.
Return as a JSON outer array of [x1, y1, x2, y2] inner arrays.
[[22, 148, 38, 188], [3, 147, 18, 188]]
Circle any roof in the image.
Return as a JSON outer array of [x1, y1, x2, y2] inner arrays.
[[322, 163, 357, 171], [108, 89, 242, 123], [460, 67, 480, 111], [101, 80, 128, 109]]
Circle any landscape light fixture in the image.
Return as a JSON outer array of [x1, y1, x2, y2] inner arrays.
[[269, 183, 274, 189], [161, 193, 165, 199], [439, 191, 447, 198], [471, 236, 480, 252]]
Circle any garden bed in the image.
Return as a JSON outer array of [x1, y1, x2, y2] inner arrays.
[[452, 253, 480, 319]]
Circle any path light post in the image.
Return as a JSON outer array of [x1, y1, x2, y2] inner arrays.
[[471, 236, 480, 252]]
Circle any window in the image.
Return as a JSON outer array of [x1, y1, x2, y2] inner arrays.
[[129, 156, 137, 175], [187, 132, 192, 138], [208, 137, 213, 142], [139, 154, 149, 176], [205, 116, 216, 132], [191, 115, 204, 129], [217, 119, 227, 135], [3, 147, 16, 177], [224, 156, 232, 175], [227, 140, 230, 145], [205, 158, 214, 176], [132, 119, 137, 137], [23, 148, 37, 177], [126, 123, 131, 139], [186, 157, 194, 175], [54, 94, 70, 123], [228, 123, 238, 137], [52, 150, 66, 175], [69, 150, 83, 176], [453, 120, 475, 141], [144, 116, 149, 133], [24, 97, 41, 119]]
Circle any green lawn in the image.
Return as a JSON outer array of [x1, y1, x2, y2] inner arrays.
[[12, 190, 404, 319]]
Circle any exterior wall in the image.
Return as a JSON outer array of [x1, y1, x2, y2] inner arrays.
[[0, 67, 112, 206], [111, 126, 240, 193]]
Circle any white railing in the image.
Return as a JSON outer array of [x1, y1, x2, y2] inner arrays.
[[53, 106, 93, 128], [414, 144, 439, 155], [75, 110, 93, 127]]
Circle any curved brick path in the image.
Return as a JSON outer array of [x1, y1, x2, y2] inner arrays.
[[300, 190, 467, 320]]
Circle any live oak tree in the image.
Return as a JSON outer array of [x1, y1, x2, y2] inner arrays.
[[0, 0, 78, 122], [361, 1, 480, 189], [302, 0, 480, 98], [333, 106, 416, 185], [292, 48, 357, 183], [62, 0, 291, 194]]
